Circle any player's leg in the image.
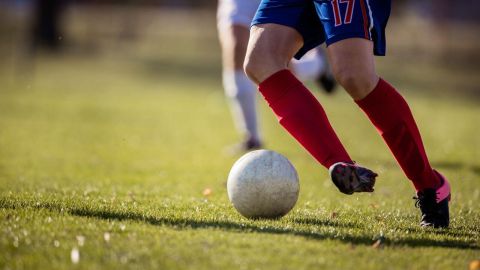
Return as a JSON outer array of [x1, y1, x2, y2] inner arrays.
[[290, 48, 337, 93], [324, 10, 442, 191], [245, 23, 350, 166], [330, 39, 449, 227], [244, 21, 376, 194], [217, 0, 261, 150], [319, 0, 450, 227], [326, 38, 378, 100]]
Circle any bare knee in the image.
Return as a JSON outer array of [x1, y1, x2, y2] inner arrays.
[[244, 24, 303, 84], [244, 51, 283, 85], [333, 67, 379, 100], [243, 52, 261, 84], [243, 41, 286, 85], [326, 38, 379, 100]]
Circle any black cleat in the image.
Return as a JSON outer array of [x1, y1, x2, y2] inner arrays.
[[225, 138, 263, 155], [329, 162, 378, 195], [243, 138, 262, 151], [316, 71, 337, 94], [414, 171, 451, 228]]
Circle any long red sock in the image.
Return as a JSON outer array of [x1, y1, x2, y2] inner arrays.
[[356, 78, 440, 190], [258, 70, 351, 168]]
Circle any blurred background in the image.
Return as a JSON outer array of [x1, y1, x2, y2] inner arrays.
[[0, 0, 479, 98], [0, 3, 478, 268]]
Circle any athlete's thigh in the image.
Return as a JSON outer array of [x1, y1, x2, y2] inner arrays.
[[245, 23, 303, 83], [315, 0, 390, 96], [326, 38, 377, 89]]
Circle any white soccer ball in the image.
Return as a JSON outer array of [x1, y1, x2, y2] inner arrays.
[[227, 150, 299, 219]]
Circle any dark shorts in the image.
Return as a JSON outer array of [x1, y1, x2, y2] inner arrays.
[[252, 0, 391, 59]]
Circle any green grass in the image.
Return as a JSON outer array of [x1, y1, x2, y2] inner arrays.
[[0, 10, 479, 269], [0, 53, 478, 270]]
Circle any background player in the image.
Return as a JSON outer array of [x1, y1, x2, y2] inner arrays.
[[243, 0, 451, 228], [217, 0, 336, 152]]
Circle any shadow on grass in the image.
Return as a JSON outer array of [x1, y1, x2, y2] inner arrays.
[[291, 217, 357, 228], [63, 208, 480, 250], [1, 199, 478, 250]]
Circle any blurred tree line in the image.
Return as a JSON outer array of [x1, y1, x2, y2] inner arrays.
[[1, 0, 478, 53]]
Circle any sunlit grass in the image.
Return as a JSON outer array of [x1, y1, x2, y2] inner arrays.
[[0, 52, 478, 270], [0, 7, 479, 268]]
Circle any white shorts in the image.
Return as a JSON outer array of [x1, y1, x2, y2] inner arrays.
[[217, 0, 261, 30]]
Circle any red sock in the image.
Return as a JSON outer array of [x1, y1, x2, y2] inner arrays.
[[258, 70, 351, 168], [356, 78, 440, 190]]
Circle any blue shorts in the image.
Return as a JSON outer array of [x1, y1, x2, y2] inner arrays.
[[252, 0, 391, 59]]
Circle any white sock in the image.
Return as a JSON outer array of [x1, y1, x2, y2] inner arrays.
[[290, 49, 326, 82], [222, 70, 261, 142]]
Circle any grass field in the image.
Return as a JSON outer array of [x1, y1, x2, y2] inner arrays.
[[0, 8, 479, 270]]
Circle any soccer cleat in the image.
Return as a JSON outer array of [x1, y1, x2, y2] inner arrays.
[[243, 138, 263, 151], [329, 162, 378, 195], [316, 71, 337, 94], [225, 138, 263, 155], [414, 170, 451, 228]]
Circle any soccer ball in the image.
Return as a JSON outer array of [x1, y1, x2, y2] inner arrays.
[[227, 150, 299, 219]]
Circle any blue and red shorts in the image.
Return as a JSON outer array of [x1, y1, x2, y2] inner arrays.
[[252, 0, 391, 59]]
